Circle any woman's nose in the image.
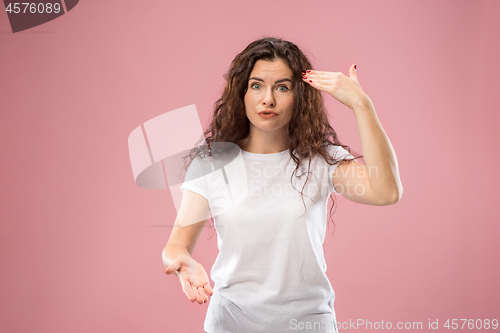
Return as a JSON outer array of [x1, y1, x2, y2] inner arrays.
[[262, 89, 276, 107]]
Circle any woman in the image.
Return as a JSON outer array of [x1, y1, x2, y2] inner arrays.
[[162, 37, 403, 333]]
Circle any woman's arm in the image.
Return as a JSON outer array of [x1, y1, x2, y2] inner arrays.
[[303, 65, 403, 206], [333, 98, 403, 205], [162, 218, 207, 276], [163, 188, 210, 258], [162, 189, 213, 303]]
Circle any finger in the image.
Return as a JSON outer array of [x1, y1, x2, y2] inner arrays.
[[304, 70, 339, 78], [302, 71, 320, 79], [302, 76, 335, 87], [301, 73, 317, 83], [305, 69, 329, 76], [350, 64, 358, 82], [180, 276, 196, 302], [194, 290, 204, 304], [188, 281, 203, 304], [302, 73, 337, 84], [304, 78, 326, 91], [164, 262, 180, 275], [204, 283, 214, 296], [198, 286, 208, 303], [182, 282, 195, 302]]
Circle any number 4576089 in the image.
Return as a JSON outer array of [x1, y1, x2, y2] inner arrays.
[[5, 2, 62, 14], [444, 318, 498, 330]]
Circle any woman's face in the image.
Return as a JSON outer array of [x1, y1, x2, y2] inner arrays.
[[244, 59, 294, 135]]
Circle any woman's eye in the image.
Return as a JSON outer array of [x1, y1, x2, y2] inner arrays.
[[250, 83, 289, 91]]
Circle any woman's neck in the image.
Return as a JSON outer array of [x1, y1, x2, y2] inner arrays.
[[237, 130, 290, 154]]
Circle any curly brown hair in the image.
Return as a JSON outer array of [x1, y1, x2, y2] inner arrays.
[[183, 36, 362, 236]]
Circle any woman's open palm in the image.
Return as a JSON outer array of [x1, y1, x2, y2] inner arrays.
[[302, 64, 371, 110], [164, 254, 213, 304]]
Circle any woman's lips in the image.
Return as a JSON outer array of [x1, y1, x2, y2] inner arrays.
[[258, 113, 278, 119]]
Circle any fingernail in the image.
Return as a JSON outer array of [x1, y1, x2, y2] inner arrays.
[[306, 70, 311, 73], [309, 80, 313, 83], [301, 72, 305, 75], [302, 76, 307, 79], [354, 65, 357, 70]]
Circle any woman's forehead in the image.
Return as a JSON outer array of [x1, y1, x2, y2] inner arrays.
[[249, 59, 293, 79]]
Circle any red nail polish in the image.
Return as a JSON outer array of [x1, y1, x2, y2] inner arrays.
[[354, 65, 357, 70], [309, 80, 312, 83], [306, 70, 311, 73], [302, 76, 307, 79]]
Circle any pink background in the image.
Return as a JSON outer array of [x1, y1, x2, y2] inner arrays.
[[1, 0, 499, 332]]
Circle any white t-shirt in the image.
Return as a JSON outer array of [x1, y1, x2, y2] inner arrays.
[[180, 144, 355, 333]]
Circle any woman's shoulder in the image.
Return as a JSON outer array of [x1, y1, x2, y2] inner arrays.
[[309, 144, 344, 159], [320, 143, 351, 155], [305, 144, 355, 167]]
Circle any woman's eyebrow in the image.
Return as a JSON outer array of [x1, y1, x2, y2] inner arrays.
[[249, 77, 293, 84]]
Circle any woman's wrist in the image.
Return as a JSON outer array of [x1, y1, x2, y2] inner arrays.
[[162, 244, 192, 270]]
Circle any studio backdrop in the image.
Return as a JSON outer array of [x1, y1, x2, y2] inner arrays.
[[1, 1, 499, 332]]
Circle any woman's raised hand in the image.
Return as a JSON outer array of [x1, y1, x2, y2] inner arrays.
[[302, 64, 371, 110], [164, 254, 213, 304]]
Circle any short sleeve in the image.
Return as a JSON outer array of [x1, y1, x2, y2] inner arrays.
[[179, 155, 211, 201], [328, 145, 357, 194]]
